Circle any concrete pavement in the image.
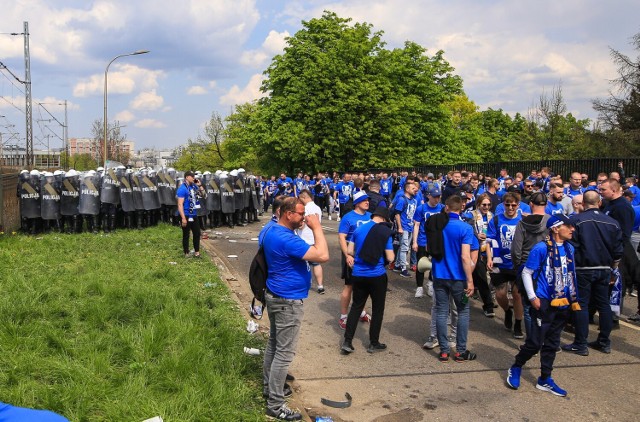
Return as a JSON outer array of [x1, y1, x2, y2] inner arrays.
[[202, 216, 640, 422]]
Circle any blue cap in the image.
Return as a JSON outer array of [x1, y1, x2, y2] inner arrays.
[[428, 186, 441, 197], [546, 213, 572, 229]]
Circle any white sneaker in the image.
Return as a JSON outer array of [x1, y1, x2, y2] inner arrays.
[[423, 336, 439, 349], [415, 287, 424, 298], [328, 216, 332, 220], [336, 217, 341, 222], [427, 281, 434, 297]]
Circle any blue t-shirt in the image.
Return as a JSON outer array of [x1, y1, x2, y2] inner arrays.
[[487, 213, 522, 270], [545, 201, 565, 216], [633, 205, 640, 232], [629, 185, 640, 206], [525, 241, 575, 306], [335, 181, 354, 204], [176, 182, 200, 218], [277, 177, 294, 196], [264, 224, 311, 299], [431, 213, 474, 281], [294, 177, 306, 195], [394, 195, 418, 232], [338, 211, 372, 242], [380, 178, 392, 197], [0, 403, 68, 422], [351, 220, 393, 277], [563, 186, 584, 198], [495, 201, 531, 216], [413, 203, 444, 246]]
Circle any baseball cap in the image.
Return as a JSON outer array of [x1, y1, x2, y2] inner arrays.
[[530, 192, 548, 206], [427, 173, 435, 179], [428, 186, 441, 197], [547, 214, 572, 229], [371, 206, 390, 221], [353, 190, 369, 205]]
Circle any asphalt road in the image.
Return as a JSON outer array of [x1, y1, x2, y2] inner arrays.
[[202, 216, 640, 422]]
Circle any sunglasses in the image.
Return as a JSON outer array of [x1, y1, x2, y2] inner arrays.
[[504, 203, 518, 208]]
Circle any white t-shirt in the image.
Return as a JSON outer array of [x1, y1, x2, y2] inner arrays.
[[297, 201, 322, 245]]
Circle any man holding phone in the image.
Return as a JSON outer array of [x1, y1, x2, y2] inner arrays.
[[177, 171, 205, 258]]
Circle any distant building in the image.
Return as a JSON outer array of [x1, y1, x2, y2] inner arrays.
[[68, 137, 134, 164], [132, 148, 179, 169]]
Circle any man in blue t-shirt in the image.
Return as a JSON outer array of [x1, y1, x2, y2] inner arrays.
[[379, 172, 393, 201], [338, 191, 372, 329], [334, 173, 355, 218], [176, 171, 205, 258], [277, 173, 294, 197], [487, 192, 525, 339], [430, 195, 477, 363], [545, 184, 566, 216], [262, 197, 328, 420], [564, 172, 585, 198], [340, 206, 395, 355], [506, 214, 578, 397], [394, 181, 418, 277], [412, 186, 444, 298]]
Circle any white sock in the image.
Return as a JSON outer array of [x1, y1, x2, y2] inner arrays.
[[360, 310, 367, 317], [340, 314, 348, 319]]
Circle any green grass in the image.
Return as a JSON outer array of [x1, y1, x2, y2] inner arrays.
[[0, 225, 266, 421]]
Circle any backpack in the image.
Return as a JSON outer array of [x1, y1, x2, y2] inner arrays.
[[248, 227, 273, 319], [425, 211, 449, 260]]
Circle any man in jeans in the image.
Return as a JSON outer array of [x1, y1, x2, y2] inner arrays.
[[394, 181, 418, 277], [430, 195, 477, 362], [262, 197, 329, 421]]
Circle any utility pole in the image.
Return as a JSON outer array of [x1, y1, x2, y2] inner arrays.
[[23, 21, 33, 168], [63, 100, 68, 169]]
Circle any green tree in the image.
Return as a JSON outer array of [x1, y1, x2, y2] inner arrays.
[[228, 11, 462, 172], [67, 153, 98, 171], [592, 32, 640, 156], [174, 112, 227, 171]]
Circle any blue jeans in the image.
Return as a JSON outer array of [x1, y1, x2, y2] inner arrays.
[[434, 278, 470, 354], [395, 230, 412, 270], [575, 269, 612, 348], [263, 293, 304, 412]]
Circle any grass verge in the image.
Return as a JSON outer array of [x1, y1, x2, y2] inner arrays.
[[0, 225, 266, 421]]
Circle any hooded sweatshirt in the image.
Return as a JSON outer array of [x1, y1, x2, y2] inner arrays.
[[511, 214, 550, 271]]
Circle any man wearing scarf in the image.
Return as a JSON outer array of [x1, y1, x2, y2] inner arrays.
[[506, 214, 580, 397]]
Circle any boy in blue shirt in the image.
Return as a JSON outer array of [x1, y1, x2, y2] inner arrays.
[[506, 214, 580, 397]]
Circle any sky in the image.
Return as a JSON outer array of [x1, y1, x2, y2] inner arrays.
[[1, 0, 638, 155]]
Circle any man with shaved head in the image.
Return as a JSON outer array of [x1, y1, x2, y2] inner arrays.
[[561, 190, 623, 355]]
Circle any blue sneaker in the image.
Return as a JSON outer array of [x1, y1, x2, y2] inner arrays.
[[506, 366, 521, 390], [536, 376, 567, 397]]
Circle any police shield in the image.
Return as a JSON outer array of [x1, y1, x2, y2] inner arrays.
[[132, 172, 144, 211], [78, 174, 101, 215], [233, 174, 245, 210], [165, 170, 177, 206], [100, 168, 121, 205], [156, 169, 169, 206], [195, 177, 207, 217], [220, 174, 235, 214], [20, 174, 42, 219], [140, 173, 160, 210], [205, 174, 222, 211], [60, 175, 80, 216], [41, 176, 61, 220], [119, 172, 135, 212], [249, 175, 260, 209]]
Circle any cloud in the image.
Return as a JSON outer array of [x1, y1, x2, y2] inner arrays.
[[135, 118, 166, 128], [187, 86, 208, 95], [73, 65, 164, 97], [115, 110, 135, 122], [240, 30, 290, 68], [129, 90, 164, 111], [220, 73, 266, 106]]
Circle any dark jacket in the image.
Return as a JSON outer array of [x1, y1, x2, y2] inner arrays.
[[569, 208, 623, 268], [511, 214, 550, 270]]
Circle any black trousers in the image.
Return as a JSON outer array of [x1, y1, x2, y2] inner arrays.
[[473, 257, 495, 311], [513, 299, 568, 379], [344, 274, 388, 344], [181, 219, 201, 254], [416, 246, 427, 287]]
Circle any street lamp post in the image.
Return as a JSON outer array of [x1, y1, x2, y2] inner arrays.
[[103, 50, 149, 169]]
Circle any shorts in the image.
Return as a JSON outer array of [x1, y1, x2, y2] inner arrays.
[[309, 262, 320, 267], [491, 269, 517, 287], [341, 252, 353, 285]]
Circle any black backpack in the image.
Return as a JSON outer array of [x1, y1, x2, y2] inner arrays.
[[248, 227, 273, 319]]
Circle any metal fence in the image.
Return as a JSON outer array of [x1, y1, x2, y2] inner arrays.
[[370, 158, 640, 180], [1, 170, 20, 232]]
